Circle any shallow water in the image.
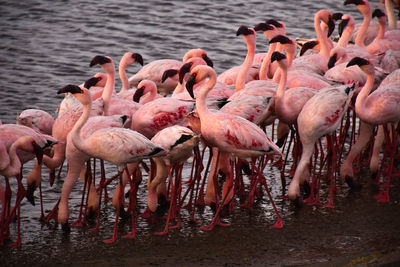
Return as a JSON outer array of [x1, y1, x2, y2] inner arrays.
[[2, 0, 399, 266]]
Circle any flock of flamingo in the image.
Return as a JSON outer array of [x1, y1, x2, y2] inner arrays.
[[1, 0, 400, 247]]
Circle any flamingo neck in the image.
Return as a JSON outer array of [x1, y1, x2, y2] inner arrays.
[[386, 0, 397, 30], [314, 13, 330, 57], [355, 7, 372, 47], [71, 98, 91, 154], [119, 62, 130, 92], [375, 19, 386, 40], [338, 25, 354, 47], [355, 70, 375, 120], [172, 83, 184, 96], [276, 62, 288, 100], [235, 37, 256, 91], [196, 71, 217, 118], [259, 43, 277, 80], [102, 67, 116, 116], [0, 141, 22, 177]]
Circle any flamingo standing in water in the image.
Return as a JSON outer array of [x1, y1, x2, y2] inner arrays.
[[186, 65, 282, 229], [288, 82, 355, 206], [57, 84, 166, 243], [346, 57, 400, 202], [149, 125, 199, 235]]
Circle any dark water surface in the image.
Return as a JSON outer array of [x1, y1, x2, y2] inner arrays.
[[3, 0, 400, 266]]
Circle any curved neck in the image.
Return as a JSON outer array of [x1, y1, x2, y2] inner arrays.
[[355, 7, 372, 47], [1, 141, 22, 177], [197, 71, 217, 118], [355, 70, 375, 120], [276, 61, 288, 100], [259, 42, 277, 80], [375, 18, 386, 40], [386, 0, 397, 30], [119, 62, 130, 92], [71, 98, 91, 154], [235, 35, 256, 91], [314, 13, 330, 57], [338, 24, 354, 47], [102, 67, 116, 116], [172, 83, 184, 96]]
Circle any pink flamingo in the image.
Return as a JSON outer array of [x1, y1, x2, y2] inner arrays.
[[186, 64, 282, 229], [117, 52, 144, 100], [149, 125, 199, 234], [288, 82, 355, 206], [217, 26, 259, 87], [57, 114, 128, 231], [16, 109, 54, 135], [346, 56, 400, 202], [133, 79, 163, 104], [129, 48, 213, 96], [58, 84, 166, 243], [372, 9, 400, 42]]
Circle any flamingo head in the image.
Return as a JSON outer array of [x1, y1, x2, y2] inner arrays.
[[133, 87, 144, 103], [344, 0, 371, 15], [299, 40, 319, 56], [161, 69, 178, 83], [270, 51, 287, 63], [84, 76, 102, 89], [266, 19, 286, 35], [254, 22, 274, 32], [179, 62, 193, 84], [346, 57, 374, 74], [90, 55, 115, 73], [328, 53, 337, 69]]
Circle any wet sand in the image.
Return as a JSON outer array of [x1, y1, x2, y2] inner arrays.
[[2, 168, 400, 267]]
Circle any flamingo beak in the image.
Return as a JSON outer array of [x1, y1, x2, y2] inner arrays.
[[133, 87, 145, 103], [185, 74, 196, 99]]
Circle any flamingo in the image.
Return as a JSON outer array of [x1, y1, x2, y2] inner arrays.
[[288, 82, 355, 206], [117, 52, 144, 100], [57, 84, 166, 243], [372, 8, 400, 42], [128, 48, 213, 96], [346, 57, 400, 202], [57, 114, 128, 231], [16, 109, 54, 135], [132, 79, 163, 104], [186, 64, 282, 229], [217, 26, 259, 87], [149, 125, 199, 234], [0, 136, 45, 247]]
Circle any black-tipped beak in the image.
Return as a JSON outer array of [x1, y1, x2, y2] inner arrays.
[[26, 183, 36, 206], [269, 35, 291, 44], [57, 84, 83, 94], [344, 0, 365, 5], [372, 9, 385, 18], [202, 54, 213, 67], [179, 62, 192, 84], [84, 77, 101, 89], [33, 142, 43, 165], [185, 74, 196, 99], [236, 25, 252, 36], [346, 57, 369, 67], [133, 87, 144, 103], [327, 17, 335, 37], [161, 69, 178, 83], [332, 12, 343, 22], [265, 19, 283, 28], [338, 19, 349, 37], [271, 51, 286, 63], [328, 54, 337, 69], [254, 22, 274, 32], [132, 53, 144, 65], [89, 55, 111, 67], [300, 40, 319, 56]]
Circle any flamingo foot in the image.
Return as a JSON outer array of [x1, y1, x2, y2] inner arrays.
[[200, 217, 230, 231], [374, 191, 389, 203], [103, 236, 117, 244], [89, 225, 100, 233], [270, 218, 283, 229], [45, 200, 60, 223], [324, 201, 335, 208], [8, 237, 21, 248], [170, 222, 182, 230], [154, 227, 170, 236], [122, 231, 136, 239], [71, 219, 85, 228]]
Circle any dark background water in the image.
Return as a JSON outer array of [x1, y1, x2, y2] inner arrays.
[[2, 1, 398, 266]]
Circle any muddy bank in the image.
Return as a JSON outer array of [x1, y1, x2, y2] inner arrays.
[[2, 172, 400, 267]]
